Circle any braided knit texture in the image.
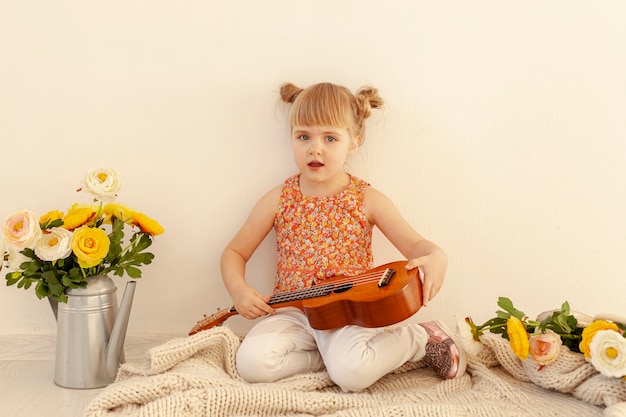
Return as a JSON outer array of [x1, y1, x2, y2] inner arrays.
[[85, 327, 617, 417], [480, 333, 626, 410]]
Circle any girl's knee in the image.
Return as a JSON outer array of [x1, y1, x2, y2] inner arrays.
[[237, 336, 323, 383], [236, 343, 280, 383], [327, 362, 377, 392]]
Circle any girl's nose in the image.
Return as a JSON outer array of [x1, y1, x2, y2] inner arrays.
[[308, 138, 322, 155]]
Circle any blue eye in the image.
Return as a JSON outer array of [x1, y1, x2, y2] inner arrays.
[[298, 134, 310, 141], [325, 136, 337, 142]]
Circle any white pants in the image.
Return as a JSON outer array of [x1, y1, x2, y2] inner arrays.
[[236, 307, 429, 392]]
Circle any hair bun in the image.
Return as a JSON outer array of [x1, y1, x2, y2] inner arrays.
[[355, 86, 383, 119], [280, 83, 304, 104]]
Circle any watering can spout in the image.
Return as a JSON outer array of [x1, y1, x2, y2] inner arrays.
[[105, 280, 136, 380]]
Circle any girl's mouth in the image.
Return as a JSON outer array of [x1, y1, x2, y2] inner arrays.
[[308, 161, 324, 168]]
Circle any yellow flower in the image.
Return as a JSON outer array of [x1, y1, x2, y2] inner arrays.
[[132, 212, 164, 236], [40, 210, 64, 226], [63, 204, 99, 230], [71, 226, 110, 268], [580, 320, 620, 359], [102, 203, 135, 224], [507, 316, 530, 360]]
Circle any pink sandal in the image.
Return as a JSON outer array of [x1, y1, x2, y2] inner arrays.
[[420, 320, 467, 379]]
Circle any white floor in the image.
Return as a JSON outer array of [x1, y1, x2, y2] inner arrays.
[[0, 333, 177, 417]]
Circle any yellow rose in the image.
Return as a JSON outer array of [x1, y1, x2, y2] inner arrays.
[[103, 203, 135, 224], [132, 212, 164, 236], [507, 316, 530, 360], [71, 226, 110, 268], [40, 210, 64, 226], [63, 204, 98, 230], [580, 320, 620, 359]]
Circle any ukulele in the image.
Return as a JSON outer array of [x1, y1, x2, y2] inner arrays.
[[189, 260, 423, 336]]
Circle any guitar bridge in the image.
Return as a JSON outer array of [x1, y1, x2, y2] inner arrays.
[[377, 268, 396, 287]]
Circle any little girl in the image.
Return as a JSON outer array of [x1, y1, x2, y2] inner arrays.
[[220, 82, 466, 392]]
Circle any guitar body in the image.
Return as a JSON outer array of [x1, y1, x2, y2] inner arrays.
[[299, 261, 422, 329], [189, 261, 423, 335]]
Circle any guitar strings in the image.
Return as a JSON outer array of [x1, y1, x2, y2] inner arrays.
[[193, 272, 387, 332], [192, 268, 404, 333], [268, 270, 389, 304]]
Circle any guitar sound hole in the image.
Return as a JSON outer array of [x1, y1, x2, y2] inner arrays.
[[333, 283, 354, 294]]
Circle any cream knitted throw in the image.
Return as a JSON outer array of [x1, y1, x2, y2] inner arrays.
[[85, 327, 626, 417]]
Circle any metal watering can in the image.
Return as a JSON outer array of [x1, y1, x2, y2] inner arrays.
[[51, 275, 136, 389]]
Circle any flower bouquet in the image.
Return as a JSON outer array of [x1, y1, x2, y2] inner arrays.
[[461, 297, 626, 407], [1, 168, 164, 303]]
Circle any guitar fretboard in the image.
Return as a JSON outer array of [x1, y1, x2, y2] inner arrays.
[[268, 283, 334, 305], [267, 268, 393, 305]]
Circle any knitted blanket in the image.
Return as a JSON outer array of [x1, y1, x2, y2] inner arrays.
[[85, 327, 625, 417]]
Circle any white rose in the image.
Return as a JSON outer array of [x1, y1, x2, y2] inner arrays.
[[34, 227, 73, 261], [589, 329, 626, 378], [82, 167, 122, 202], [3, 209, 43, 250], [457, 318, 483, 355]]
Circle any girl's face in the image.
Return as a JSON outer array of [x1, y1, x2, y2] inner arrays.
[[291, 124, 360, 195]]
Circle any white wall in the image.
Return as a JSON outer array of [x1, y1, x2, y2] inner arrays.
[[1, 1, 625, 338]]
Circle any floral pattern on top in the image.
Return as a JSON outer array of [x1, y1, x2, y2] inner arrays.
[[273, 174, 373, 293]]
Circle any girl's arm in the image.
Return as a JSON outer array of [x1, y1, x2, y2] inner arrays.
[[220, 185, 282, 319], [364, 187, 448, 306]]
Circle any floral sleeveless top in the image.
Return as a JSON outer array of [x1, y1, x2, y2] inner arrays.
[[273, 174, 374, 293]]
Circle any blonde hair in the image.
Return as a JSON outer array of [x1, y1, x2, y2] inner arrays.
[[280, 82, 383, 140]]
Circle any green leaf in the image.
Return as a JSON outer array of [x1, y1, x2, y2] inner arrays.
[[125, 266, 142, 278], [35, 280, 50, 299], [496, 297, 526, 320], [6, 272, 22, 286], [133, 234, 153, 253], [49, 283, 65, 296], [21, 260, 43, 277], [68, 268, 83, 280], [21, 248, 37, 259], [566, 315, 578, 331], [496, 310, 511, 319], [133, 253, 154, 265], [40, 270, 65, 297], [18, 277, 35, 289], [50, 292, 68, 303], [61, 276, 73, 287], [41, 218, 64, 230], [41, 270, 58, 282]]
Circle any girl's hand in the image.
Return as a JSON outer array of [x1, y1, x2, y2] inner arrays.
[[405, 248, 448, 307], [231, 285, 275, 320]]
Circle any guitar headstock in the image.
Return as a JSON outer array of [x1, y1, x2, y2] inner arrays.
[[188, 307, 236, 335]]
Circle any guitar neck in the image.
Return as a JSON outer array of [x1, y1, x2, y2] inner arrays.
[[267, 283, 334, 306], [189, 263, 408, 335]]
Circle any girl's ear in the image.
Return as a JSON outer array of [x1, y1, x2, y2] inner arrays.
[[349, 135, 362, 154]]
